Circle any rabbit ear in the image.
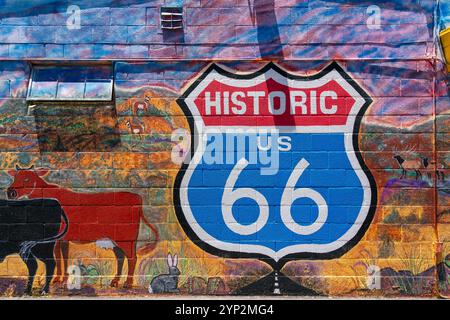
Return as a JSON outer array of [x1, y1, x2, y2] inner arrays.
[[167, 253, 173, 267], [173, 255, 178, 267]]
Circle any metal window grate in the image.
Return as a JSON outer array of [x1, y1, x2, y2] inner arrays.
[[160, 6, 183, 30]]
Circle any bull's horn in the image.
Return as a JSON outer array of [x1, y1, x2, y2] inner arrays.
[[15, 164, 22, 170], [28, 165, 35, 170]]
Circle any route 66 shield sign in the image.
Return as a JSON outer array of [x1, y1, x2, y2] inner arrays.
[[174, 62, 377, 266]]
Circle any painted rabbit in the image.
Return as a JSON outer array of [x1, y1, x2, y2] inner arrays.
[[149, 253, 180, 294]]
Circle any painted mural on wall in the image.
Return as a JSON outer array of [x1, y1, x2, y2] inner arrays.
[[0, 58, 447, 297]]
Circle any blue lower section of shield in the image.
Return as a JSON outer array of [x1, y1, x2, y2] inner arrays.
[[186, 132, 365, 252]]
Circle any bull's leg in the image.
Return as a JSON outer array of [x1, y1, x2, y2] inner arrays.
[[111, 246, 125, 288], [41, 246, 56, 295], [125, 256, 137, 288], [60, 241, 70, 285], [121, 243, 136, 288], [53, 240, 63, 284], [31, 243, 58, 295], [23, 256, 38, 296]]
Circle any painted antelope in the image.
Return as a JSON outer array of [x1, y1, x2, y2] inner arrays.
[[125, 119, 145, 140], [422, 157, 445, 181], [132, 97, 150, 115], [393, 155, 423, 180]]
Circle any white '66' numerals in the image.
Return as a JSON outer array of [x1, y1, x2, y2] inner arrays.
[[222, 158, 328, 236]]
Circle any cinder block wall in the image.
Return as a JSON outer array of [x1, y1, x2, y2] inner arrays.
[[0, 0, 448, 297]]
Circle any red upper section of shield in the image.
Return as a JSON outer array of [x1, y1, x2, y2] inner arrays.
[[191, 77, 356, 127]]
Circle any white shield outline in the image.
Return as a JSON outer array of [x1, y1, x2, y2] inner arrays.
[[174, 61, 377, 265]]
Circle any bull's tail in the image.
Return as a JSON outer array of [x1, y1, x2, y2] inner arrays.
[[137, 209, 159, 256], [19, 208, 69, 261]]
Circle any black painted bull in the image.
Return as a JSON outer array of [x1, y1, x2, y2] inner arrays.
[[0, 198, 68, 295]]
